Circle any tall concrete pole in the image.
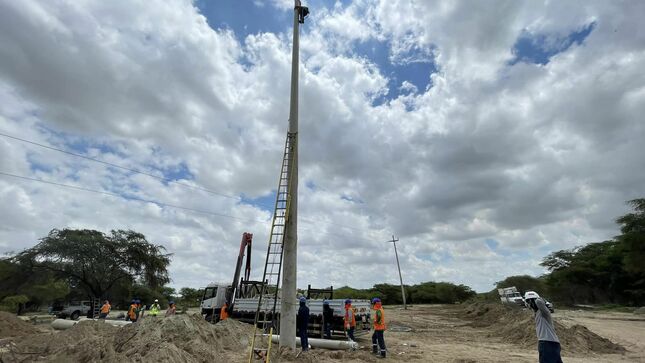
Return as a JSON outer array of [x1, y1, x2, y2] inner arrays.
[[389, 235, 407, 309], [280, 0, 307, 349]]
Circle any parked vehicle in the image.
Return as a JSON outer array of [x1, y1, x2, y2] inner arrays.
[[200, 233, 371, 337], [57, 301, 93, 320], [498, 286, 525, 306]]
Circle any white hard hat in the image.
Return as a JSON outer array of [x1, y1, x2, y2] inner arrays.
[[524, 291, 540, 300], [154, 299, 158, 302]]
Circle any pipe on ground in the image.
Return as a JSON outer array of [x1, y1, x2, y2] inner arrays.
[[51, 318, 131, 330], [267, 335, 358, 350]]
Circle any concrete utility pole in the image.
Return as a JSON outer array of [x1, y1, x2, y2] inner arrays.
[[388, 235, 407, 310], [280, 0, 308, 350]]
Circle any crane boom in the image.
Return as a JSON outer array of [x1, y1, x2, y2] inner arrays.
[[227, 232, 253, 313]]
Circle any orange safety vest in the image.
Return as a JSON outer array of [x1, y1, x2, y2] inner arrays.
[[373, 305, 386, 331], [100, 303, 111, 314], [344, 305, 356, 327], [220, 304, 229, 320], [128, 304, 137, 319]]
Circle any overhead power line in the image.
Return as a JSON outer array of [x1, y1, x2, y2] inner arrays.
[[0, 171, 251, 222], [0, 171, 384, 245], [0, 131, 242, 201], [0, 131, 375, 233]]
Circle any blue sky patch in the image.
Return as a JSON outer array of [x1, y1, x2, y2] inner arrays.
[[195, 0, 291, 38], [157, 162, 194, 182], [353, 38, 436, 105], [511, 22, 596, 65], [241, 191, 276, 212]]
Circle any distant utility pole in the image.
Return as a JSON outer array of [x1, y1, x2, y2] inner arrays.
[[388, 235, 407, 310]]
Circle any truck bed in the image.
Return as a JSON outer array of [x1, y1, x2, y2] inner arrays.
[[233, 297, 370, 317]]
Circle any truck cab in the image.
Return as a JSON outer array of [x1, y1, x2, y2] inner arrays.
[[200, 283, 229, 321]]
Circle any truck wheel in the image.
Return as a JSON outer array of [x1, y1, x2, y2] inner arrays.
[[205, 314, 213, 322], [70, 311, 80, 320]]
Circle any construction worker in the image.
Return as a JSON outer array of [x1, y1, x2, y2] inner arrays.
[[220, 301, 230, 321], [99, 300, 111, 319], [127, 299, 138, 322], [322, 299, 333, 339], [135, 299, 143, 320], [165, 301, 176, 317], [297, 296, 309, 351], [343, 299, 356, 341], [371, 297, 387, 358], [524, 291, 562, 363], [149, 299, 161, 317]]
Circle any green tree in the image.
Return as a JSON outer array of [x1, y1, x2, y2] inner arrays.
[[0, 295, 29, 314], [179, 287, 204, 307], [616, 199, 645, 275], [11, 229, 172, 299]]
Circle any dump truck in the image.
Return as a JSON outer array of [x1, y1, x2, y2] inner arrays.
[[200, 233, 371, 337]]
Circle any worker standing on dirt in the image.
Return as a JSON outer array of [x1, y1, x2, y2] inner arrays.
[[99, 300, 111, 319], [323, 299, 333, 339], [135, 299, 144, 320], [127, 299, 138, 322], [343, 299, 356, 341], [297, 296, 310, 351], [149, 299, 161, 317], [524, 291, 562, 363], [371, 297, 387, 358], [165, 301, 176, 317]]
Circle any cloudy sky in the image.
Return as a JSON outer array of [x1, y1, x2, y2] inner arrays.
[[1, 0, 644, 293]]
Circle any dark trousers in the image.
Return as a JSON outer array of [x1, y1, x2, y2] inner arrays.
[[98, 313, 108, 319], [324, 321, 332, 339], [299, 327, 309, 351], [372, 330, 386, 356], [347, 326, 355, 341], [538, 341, 563, 363]]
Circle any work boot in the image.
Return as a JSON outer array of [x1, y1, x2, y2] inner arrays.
[[380, 350, 386, 358], [372, 345, 378, 354]]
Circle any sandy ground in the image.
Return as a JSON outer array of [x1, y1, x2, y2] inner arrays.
[[2, 305, 644, 362], [323, 305, 645, 363]]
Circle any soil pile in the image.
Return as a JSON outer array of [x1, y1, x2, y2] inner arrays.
[[0, 312, 39, 338], [462, 303, 625, 355], [1, 315, 254, 362]]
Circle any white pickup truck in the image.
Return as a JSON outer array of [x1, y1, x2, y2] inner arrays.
[[57, 300, 93, 320]]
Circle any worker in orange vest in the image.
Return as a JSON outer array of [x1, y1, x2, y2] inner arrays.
[[220, 302, 230, 321], [99, 300, 111, 319], [343, 299, 356, 341], [127, 299, 138, 322], [371, 297, 387, 358]]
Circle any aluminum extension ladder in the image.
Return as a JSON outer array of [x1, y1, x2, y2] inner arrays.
[[247, 132, 296, 362]]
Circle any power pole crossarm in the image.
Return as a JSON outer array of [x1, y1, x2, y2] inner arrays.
[[388, 235, 407, 310]]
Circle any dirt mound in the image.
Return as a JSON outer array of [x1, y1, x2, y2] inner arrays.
[[462, 303, 625, 355], [2, 315, 254, 362], [634, 307, 645, 315], [0, 312, 39, 338]]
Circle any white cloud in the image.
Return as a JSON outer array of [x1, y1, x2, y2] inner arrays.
[[1, 0, 644, 293]]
